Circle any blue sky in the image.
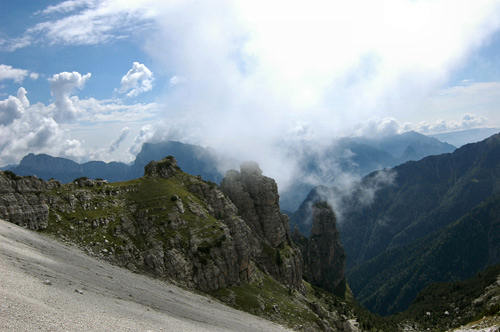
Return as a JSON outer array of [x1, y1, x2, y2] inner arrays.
[[1, 1, 500, 182]]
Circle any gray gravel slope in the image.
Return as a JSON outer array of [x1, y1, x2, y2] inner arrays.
[[0, 219, 291, 332]]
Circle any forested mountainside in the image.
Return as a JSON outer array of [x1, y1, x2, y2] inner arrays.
[[292, 132, 500, 315]]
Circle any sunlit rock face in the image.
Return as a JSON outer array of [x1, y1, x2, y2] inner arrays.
[[0, 171, 60, 230]]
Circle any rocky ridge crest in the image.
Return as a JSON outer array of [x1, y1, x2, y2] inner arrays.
[[0, 157, 353, 331]]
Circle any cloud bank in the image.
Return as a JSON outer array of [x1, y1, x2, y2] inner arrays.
[[138, 0, 500, 185], [3, 1, 500, 191]]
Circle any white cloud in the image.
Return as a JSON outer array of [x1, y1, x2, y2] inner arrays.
[[74, 97, 160, 122], [1, 36, 32, 52], [108, 127, 130, 153], [37, 0, 95, 16], [119, 62, 154, 97], [0, 88, 29, 125], [355, 118, 407, 138], [48, 71, 91, 122], [0, 89, 77, 165], [417, 113, 488, 134], [10, 0, 159, 48], [29, 72, 39, 80], [0, 65, 29, 83], [129, 124, 154, 156], [351, 113, 490, 136], [0, 83, 160, 166], [3, 0, 500, 186], [169, 75, 185, 87], [135, 0, 500, 185]]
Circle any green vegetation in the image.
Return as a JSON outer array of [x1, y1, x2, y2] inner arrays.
[[394, 264, 500, 331], [42, 171, 226, 267], [211, 270, 334, 330], [27, 154, 499, 331], [2, 170, 21, 180], [349, 195, 500, 315], [341, 133, 500, 315]]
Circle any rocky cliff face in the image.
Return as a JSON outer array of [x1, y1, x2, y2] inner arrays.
[[293, 201, 346, 297], [0, 171, 60, 230], [0, 158, 304, 292], [0, 157, 357, 331], [220, 162, 303, 289]]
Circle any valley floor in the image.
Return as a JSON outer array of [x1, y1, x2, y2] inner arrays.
[[0, 219, 291, 332]]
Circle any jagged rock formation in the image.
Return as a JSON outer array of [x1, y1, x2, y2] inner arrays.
[[220, 162, 303, 289], [293, 202, 346, 296], [0, 158, 305, 292], [221, 162, 289, 246], [144, 156, 181, 178], [0, 158, 253, 291], [0, 171, 60, 230], [0, 157, 360, 331]]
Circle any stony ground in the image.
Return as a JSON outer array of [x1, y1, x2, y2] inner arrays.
[[0, 219, 291, 332]]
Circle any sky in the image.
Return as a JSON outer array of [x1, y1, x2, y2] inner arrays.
[[1, 0, 500, 185]]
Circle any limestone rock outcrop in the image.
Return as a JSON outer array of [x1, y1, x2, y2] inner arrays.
[[144, 155, 180, 178], [0, 158, 265, 293], [221, 162, 303, 289], [0, 159, 339, 295], [0, 171, 60, 230], [293, 201, 346, 296]]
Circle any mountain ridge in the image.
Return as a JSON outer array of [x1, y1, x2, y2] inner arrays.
[[292, 131, 500, 316], [0, 157, 355, 331], [8, 140, 223, 184]]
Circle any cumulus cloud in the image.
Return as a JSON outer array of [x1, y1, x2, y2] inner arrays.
[[108, 127, 130, 153], [0, 77, 161, 166], [119, 62, 154, 97], [49, 71, 91, 122], [0, 87, 29, 125], [0, 88, 80, 165]]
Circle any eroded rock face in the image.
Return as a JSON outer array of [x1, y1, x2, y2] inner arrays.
[[293, 202, 346, 296], [0, 171, 59, 230], [144, 156, 180, 178], [221, 162, 303, 289], [221, 162, 289, 247], [0, 158, 303, 292]]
